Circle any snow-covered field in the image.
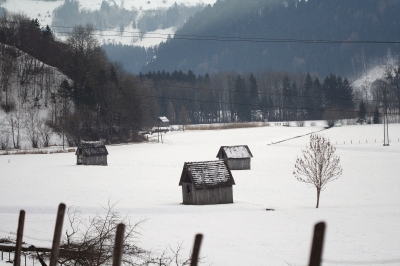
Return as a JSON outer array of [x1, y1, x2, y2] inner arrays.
[[1, 124, 400, 265]]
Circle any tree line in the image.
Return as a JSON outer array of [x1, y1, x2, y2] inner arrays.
[[139, 70, 354, 124]]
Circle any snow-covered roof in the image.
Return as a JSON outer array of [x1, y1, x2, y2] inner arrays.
[[179, 160, 235, 188], [216, 145, 253, 159], [158, 116, 169, 123], [76, 141, 108, 156]]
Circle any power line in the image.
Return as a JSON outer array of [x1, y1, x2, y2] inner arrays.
[[49, 25, 400, 45], [3, 20, 398, 45]]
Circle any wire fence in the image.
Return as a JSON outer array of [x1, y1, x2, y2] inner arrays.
[[333, 138, 400, 146], [2, 204, 400, 266]]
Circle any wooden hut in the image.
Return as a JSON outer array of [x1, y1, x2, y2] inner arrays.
[[158, 116, 170, 127], [216, 145, 253, 170], [179, 160, 235, 205], [75, 141, 108, 165]]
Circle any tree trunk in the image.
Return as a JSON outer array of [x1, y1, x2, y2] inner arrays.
[[316, 188, 321, 208]]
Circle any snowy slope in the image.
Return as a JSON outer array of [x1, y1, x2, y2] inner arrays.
[[351, 56, 398, 100], [1, 0, 217, 48], [1, 124, 399, 265]]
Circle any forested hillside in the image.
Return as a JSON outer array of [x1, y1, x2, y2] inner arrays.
[[0, 13, 157, 148], [143, 0, 400, 76]]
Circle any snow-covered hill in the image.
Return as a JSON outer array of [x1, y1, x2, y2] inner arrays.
[[0, 44, 70, 150], [1, 0, 217, 48]]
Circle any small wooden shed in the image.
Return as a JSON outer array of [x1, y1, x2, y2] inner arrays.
[[75, 141, 108, 165], [158, 116, 169, 127], [216, 145, 253, 170], [179, 160, 235, 205]]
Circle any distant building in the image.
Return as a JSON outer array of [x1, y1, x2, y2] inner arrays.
[[75, 141, 108, 165], [179, 160, 235, 205], [158, 116, 169, 127], [216, 145, 253, 170]]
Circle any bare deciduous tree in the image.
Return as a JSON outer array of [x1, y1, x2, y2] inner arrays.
[[53, 202, 147, 266], [0, 117, 10, 150], [38, 119, 53, 147], [37, 202, 203, 266], [293, 134, 342, 208], [7, 110, 23, 149], [1, 49, 15, 111], [24, 109, 41, 148]]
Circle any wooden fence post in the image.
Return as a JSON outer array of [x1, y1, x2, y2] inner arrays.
[[308, 222, 326, 266], [190, 234, 203, 266], [49, 203, 66, 266], [14, 210, 25, 266], [112, 223, 125, 266]]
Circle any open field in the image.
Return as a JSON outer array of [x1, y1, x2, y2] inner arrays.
[[1, 124, 400, 265]]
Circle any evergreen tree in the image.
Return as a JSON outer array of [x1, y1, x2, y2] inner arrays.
[[282, 76, 296, 121], [303, 73, 313, 119], [373, 107, 380, 124], [357, 100, 367, 124], [313, 77, 324, 120], [323, 74, 338, 109], [179, 105, 188, 131], [166, 100, 175, 124], [341, 78, 355, 111], [233, 75, 251, 122], [248, 74, 259, 107]]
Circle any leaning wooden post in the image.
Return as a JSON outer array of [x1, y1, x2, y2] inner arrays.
[[112, 223, 125, 266], [190, 234, 203, 266], [308, 222, 326, 266], [14, 210, 25, 266], [49, 203, 66, 266]]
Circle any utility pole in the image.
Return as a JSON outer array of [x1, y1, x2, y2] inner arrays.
[[382, 82, 389, 146], [62, 88, 65, 150]]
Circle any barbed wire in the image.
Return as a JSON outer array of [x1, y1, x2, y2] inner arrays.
[[323, 258, 400, 265]]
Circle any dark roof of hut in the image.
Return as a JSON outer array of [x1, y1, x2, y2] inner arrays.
[[179, 160, 235, 188], [216, 145, 253, 159], [75, 141, 108, 156]]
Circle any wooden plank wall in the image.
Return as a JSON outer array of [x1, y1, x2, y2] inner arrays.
[[226, 158, 251, 170], [182, 183, 233, 205], [181, 182, 196, 204], [83, 155, 108, 165]]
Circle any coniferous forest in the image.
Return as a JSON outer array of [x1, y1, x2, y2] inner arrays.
[[0, 0, 400, 147], [143, 0, 400, 77]]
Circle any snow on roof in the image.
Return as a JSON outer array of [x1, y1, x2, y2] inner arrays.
[[158, 116, 169, 123], [217, 145, 253, 159], [76, 141, 108, 156], [179, 160, 235, 188]]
